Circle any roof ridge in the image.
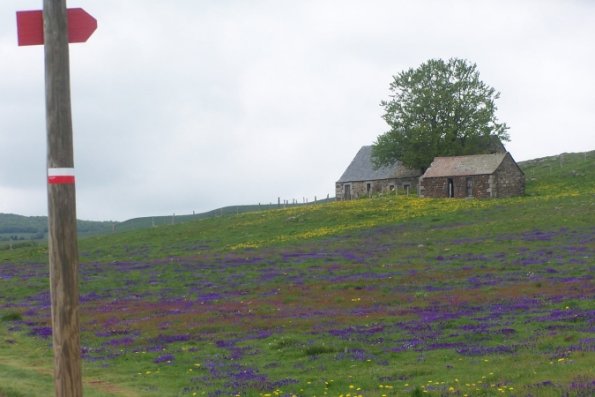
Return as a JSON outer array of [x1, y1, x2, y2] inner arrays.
[[432, 152, 507, 160]]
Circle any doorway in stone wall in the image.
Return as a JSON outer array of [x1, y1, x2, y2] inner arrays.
[[466, 177, 473, 197], [448, 178, 454, 198], [344, 184, 351, 200]]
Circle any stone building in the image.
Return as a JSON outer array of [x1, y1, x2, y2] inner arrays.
[[419, 152, 524, 198], [336, 146, 422, 200]]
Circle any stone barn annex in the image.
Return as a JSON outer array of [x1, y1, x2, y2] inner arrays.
[[419, 152, 525, 198]]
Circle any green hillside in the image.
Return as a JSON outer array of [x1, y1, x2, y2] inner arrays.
[[520, 150, 594, 196], [113, 200, 333, 232], [0, 214, 115, 249], [0, 151, 593, 397]]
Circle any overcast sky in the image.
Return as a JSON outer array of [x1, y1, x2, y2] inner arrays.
[[1, 0, 594, 221]]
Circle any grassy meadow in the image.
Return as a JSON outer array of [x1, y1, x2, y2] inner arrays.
[[0, 151, 593, 396]]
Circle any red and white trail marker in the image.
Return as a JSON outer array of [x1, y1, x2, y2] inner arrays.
[[16, 8, 97, 46], [48, 168, 75, 185]]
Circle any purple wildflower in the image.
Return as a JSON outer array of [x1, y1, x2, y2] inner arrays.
[[30, 326, 52, 338], [154, 354, 175, 364]]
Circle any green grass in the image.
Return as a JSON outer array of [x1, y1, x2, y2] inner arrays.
[[0, 151, 593, 396], [1, 312, 22, 322]]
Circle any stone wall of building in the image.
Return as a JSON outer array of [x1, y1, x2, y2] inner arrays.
[[421, 175, 492, 198], [336, 177, 420, 200], [335, 183, 343, 199], [493, 154, 525, 197], [419, 177, 446, 198], [472, 175, 492, 198]]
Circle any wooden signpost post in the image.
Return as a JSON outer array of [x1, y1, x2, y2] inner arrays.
[[17, 2, 96, 396]]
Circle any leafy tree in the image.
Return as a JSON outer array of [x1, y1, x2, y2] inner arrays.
[[372, 58, 509, 171]]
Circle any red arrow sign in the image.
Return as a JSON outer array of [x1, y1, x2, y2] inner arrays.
[[17, 8, 97, 46]]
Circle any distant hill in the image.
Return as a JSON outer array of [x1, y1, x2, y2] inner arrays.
[[0, 214, 115, 248]]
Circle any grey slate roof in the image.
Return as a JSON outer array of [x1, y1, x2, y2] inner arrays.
[[337, 146, 421, 183], [421, 152, 508, 178]]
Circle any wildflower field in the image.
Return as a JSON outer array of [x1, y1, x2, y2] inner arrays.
[[0, 152, 593, 397]]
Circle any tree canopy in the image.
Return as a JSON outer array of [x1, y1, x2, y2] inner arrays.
[[372, 58, 509, 171]]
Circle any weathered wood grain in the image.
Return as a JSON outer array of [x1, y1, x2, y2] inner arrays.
[[44, 0, 83, 395]]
